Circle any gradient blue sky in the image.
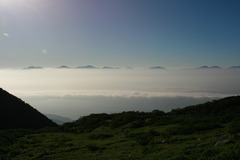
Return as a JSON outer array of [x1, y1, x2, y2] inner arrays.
[[1, 0, 240, 68]]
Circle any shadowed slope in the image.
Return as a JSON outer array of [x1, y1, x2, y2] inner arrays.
[[169, 96, 240, 116], [62, 96, 240, 133], [0, 88, 57, 129]]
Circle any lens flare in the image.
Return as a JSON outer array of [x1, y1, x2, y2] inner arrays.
[[3, 33, 9, 37]]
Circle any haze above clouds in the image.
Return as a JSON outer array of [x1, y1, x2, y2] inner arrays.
[[1, 68, 240, 119]]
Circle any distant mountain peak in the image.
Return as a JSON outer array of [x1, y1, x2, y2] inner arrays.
[[76, 65, 97, 69], [149, 66, 165, 69], [45, 114, 73, 125], [23, 66, 43, 70], [57, 65, 70, 69], [0, 88, 57, 129], [229, 65, 240, 69], [102, 66, 119, 69], [198, 66, 221, 69]]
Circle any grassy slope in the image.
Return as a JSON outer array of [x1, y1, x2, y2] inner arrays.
[[1, 96, 240, 160], [1, 119, 240, 160]]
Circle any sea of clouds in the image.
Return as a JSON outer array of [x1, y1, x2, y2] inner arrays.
[[1, 68, 240, 119]]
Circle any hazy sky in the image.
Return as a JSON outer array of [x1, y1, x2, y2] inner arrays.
[[1, 0, 240, 68]]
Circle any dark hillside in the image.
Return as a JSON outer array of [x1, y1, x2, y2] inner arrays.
[[170, 96, 240, 116], [62, 96, 240, 133], [0, 88, 57, 129], [61, 111, 166, 133]]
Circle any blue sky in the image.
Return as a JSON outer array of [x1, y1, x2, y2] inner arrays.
[[1, 0, 240, 68]]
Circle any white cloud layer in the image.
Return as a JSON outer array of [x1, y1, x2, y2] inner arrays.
[[1, 68, 240, 119], [10, 90, 235, 99]]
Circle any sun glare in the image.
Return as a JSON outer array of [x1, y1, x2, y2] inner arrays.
[[0, 0, 32, 9], [0, 0, 16, 6], [0, 0, 22, 10], [0, 0, 49, 13]]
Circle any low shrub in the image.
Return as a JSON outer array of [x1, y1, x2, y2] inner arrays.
[[228, 121, 240, 134], [88, 133, 113, 140], [166, 123, 222, 135], [127, 130, 160, 146], [86, 144, 105, 152]]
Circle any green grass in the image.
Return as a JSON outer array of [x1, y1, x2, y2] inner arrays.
[[1, 120, 240, 160]]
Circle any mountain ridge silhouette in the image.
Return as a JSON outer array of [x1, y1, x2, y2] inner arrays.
[[0, 88, 57, 129]]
